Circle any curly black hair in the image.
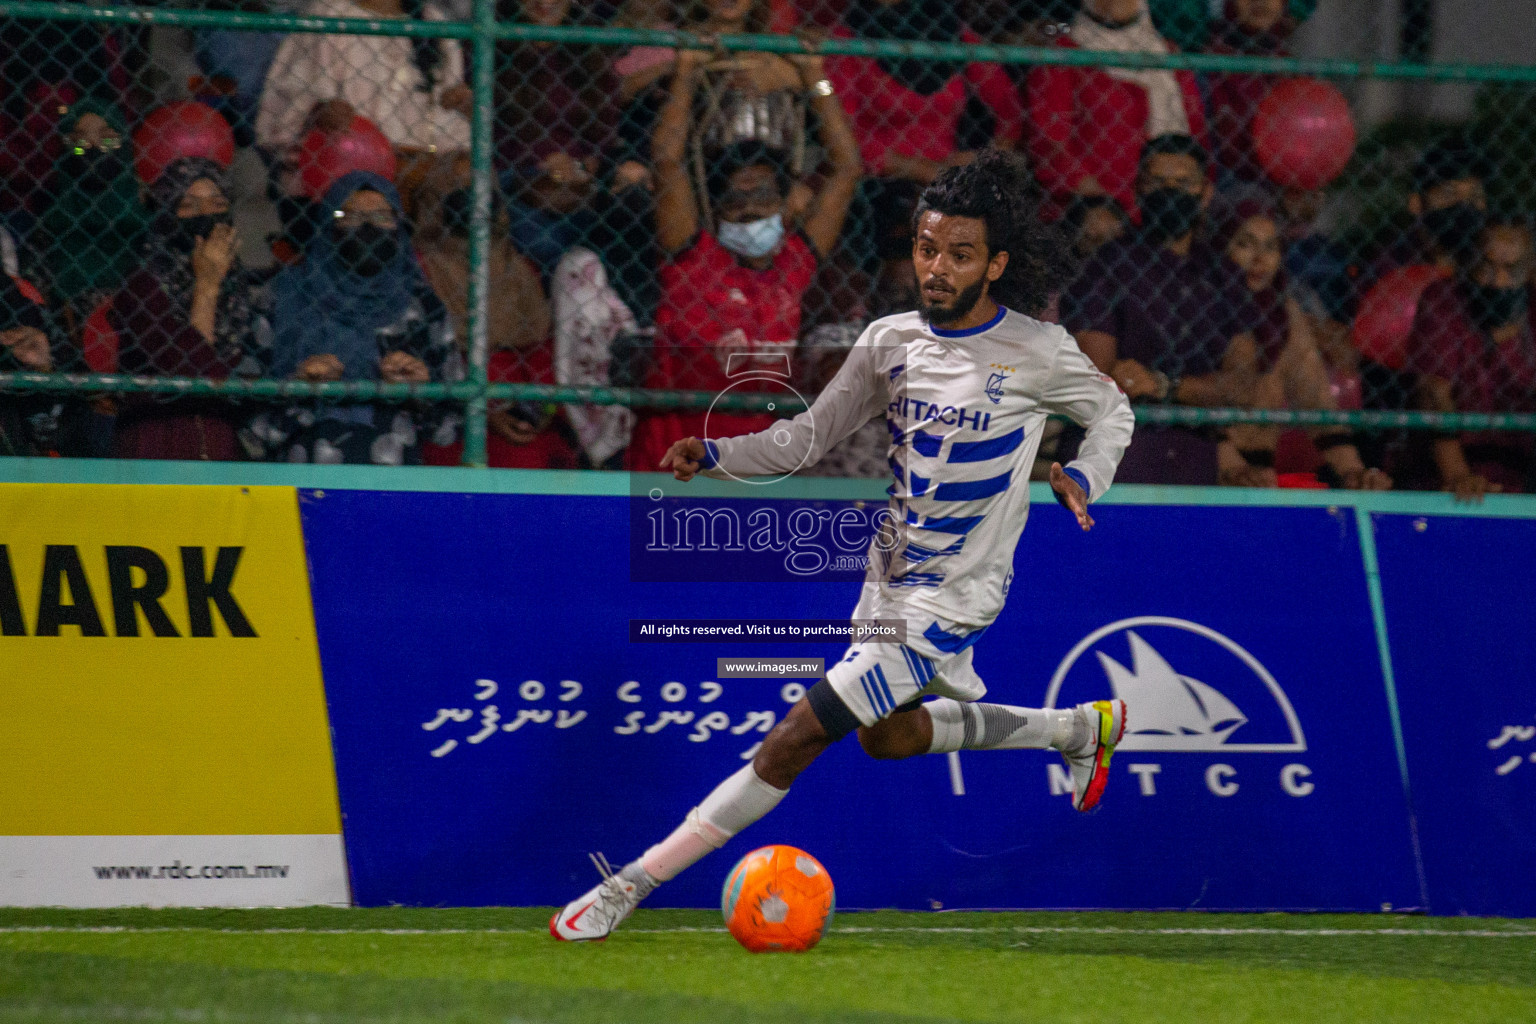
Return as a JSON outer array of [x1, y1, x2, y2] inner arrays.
[[911, 149, 1073, 316]]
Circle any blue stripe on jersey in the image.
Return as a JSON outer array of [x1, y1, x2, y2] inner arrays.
[[889, 364, 905, 380], [889, 456, 904, 485], [872, 664, 896, 712], [911, 430, 944, 458], [947, 426, 1025, 463], [930, 306, 1007, 338], [901, 645, 936, 687], [889, 573, 944, 588], [924, 621, 989, 654], [905, 508, 986, 534], [904, 538, 965, 563], [908, 472, 930, 497], [934, 470, 1012, 502]]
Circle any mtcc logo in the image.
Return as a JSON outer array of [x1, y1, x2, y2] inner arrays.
[[1045, 617, 1313, 799]]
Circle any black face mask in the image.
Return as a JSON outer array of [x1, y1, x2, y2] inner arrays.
[[1466, 282, 1527, 330], [62, 148, 124, 193], [1138, 188, 1203, 243], [334, 224, 399, 277], [1423, 202, 1485, 260], [165, 212, 233, 255]]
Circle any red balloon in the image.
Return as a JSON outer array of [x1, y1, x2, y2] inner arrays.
[[1252, 78, 1357, 191], [296, 115, 397, 200], [1352, 263, 1451, 371], [132, 101, 236, 186]]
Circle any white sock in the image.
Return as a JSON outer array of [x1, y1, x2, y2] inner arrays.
[[635, 764, 788, 883], [925, 699, 1083, 754]]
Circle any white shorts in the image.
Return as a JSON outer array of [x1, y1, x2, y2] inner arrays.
[[823, 638, 987, 728]]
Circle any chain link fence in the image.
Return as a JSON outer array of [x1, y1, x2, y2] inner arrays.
[[0, 0, 1532, 492]]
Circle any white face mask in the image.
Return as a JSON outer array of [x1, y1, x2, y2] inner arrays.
[[717, 213, 785, 259]]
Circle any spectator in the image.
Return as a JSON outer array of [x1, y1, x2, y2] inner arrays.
[[1381, 136, 1492, 277], [1408, 218, 1536, 500], [194, 0, 308, 146], [827, 0, 1024, 274], [35, 99, 148, 328], [258, 171, 461, 465], [1027, 0, 1208, 218], [629, 45, 861, 470], [0, 13, 132, 122], [1216, 201, 1389, 489], [108, 157, 266, 461], [611, 0, 680, 165], [493, 0, 652, 286], [1205, 0, 1298, 190], [413, 155, 551, 353], [0, 275, 92, 458], [1062, 194, 1130, 260], [255, 0, 472, 158], [1064, 133, 1260, 486]]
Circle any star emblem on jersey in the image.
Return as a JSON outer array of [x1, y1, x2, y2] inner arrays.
[[983, 363, 1013, 404]]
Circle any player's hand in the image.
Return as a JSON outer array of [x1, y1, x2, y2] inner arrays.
[[660, 437, 709, 481], [1448, 471, 1500, 503], [1050, 462, 1093, 532], [380, 350, 430, 384]]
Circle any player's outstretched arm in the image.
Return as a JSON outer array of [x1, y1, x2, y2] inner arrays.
[[1041, 328, 1136, 504]]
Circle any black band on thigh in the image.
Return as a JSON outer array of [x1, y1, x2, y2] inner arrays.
[[892, 696, 925, 714], [806, 677, 861, 743]]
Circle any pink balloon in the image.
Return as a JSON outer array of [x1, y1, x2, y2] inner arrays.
[[1352, 263, 1451, 371], [296, 115, 397, 200], [1252, 78, 1357, 191], [133, 101, 236, 186]]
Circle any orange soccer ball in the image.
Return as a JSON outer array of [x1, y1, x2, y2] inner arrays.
[[720, 845, 835, 953]]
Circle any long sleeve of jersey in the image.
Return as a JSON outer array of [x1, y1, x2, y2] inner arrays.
[[704, 331, 887, 479], [1042, 329, 1135, 501]]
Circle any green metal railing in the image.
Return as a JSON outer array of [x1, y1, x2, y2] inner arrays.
[[5, 0, 1536, 458]]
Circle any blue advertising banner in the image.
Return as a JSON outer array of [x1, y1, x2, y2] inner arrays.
[[300, 488, 1423, 912], [1373, 512, 1536, 918]]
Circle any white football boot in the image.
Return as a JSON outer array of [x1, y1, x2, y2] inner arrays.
[[549, 853, 650, 942], [1060, 699, 1128, 812]]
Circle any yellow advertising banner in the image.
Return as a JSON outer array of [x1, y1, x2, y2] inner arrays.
[[0, 484, 342, 841]]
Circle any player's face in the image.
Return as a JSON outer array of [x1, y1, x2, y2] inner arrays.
[[912, 211, 1006, 325]]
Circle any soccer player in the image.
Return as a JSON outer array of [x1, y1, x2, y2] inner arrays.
[[552, 150, 1137, 942]]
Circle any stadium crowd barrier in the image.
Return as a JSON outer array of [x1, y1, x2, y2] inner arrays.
[[0, 459, 1530, 917]]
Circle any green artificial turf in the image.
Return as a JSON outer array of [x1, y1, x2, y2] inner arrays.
[[0, 908, 1532, 1024]]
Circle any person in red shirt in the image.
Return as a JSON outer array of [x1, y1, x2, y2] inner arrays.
[[1206, 0, 1297, 188], [629, 45, 862, 471], [1408, 217, 1536, 500], [1027, 0, 1209, 218]]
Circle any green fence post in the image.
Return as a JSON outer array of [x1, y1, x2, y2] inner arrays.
[[461, 0, 496, 467]]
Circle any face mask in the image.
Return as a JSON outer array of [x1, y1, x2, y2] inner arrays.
[[1466, 282, 1527, 330], [62, 148, 124, 193], [1138, 188, 1202, 243], [166, 212, 233, 255], [335, 224, 400, 277], [1423, 202, 1485, 260], [717, 213, 784, 260]]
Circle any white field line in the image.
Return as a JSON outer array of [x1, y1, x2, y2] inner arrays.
[[0, 925, 1533, 939]]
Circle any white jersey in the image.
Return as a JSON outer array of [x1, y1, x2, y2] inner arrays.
[[704, 306, 1134, 654]]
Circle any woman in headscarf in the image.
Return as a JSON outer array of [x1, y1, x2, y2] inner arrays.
[[35, 98, 148, 325], [1027, 0, 1209, 217], [258, 171, 461, 465], [108, 156, 264, 460]]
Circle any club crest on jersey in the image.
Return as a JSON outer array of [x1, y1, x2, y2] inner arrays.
[[984, 363, 1013, 404]]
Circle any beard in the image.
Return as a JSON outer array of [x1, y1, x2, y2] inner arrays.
[[919, 276, 986, 326]]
